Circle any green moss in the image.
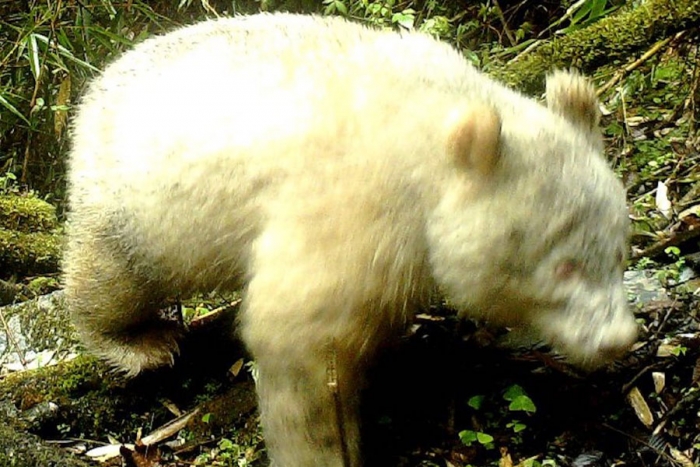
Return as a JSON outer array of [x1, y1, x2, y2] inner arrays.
[[0, 193, 58, 233], [0, 356, 156, 438], [494, 0, 700, 93], [0, 356, 107, 405], [0, 228, 62, 277], [0, 423, 94, 467]]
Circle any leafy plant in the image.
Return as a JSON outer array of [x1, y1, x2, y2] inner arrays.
[[459, 384, 537, 452], [503, 384, 537, 413], [458, 429, 495, 449], [559, 0, 617, 34]]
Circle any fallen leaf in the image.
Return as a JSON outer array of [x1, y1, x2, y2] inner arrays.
[[652, 372, 665, 393], [627, 386, 654, 427]]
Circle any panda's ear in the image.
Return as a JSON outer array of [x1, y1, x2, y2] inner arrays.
[[546, 70, 602, 145], [446, 104, 501, 177]]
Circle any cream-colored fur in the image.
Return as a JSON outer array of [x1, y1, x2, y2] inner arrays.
[[64, 13, 637, 467]]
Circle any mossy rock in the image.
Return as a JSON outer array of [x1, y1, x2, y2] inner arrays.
[[0, 193, 58, 233], [0, 229, 62, 278], [494, 0, 700, 93]]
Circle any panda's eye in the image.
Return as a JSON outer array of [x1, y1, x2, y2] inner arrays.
[[555, 259, 581, 281]]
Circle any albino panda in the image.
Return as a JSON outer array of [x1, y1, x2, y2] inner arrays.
[[64, 13, 637, 467]]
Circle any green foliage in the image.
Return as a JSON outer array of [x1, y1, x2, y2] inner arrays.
[[520, 458, 559, 467], [664, 246, 681, 259], [341, 0, 419, 30], [651, 246, 686, 285], [495, 0, 700, 92], [560, 0, 618, 34], [503, 384, 537, 413], [459, 429, 495, 449], [633, 256, 654, 271], [193, 437, 251, 465], [418, 15, 451, 39], [193, 434, 264, 466], [0, 190, 63, 277], [0, 0, 259, 194], [459, 384, 537, 455], [27, 275, 59, 294], [669, 345, 688, 357], [467, 394, 485, 410], [507, 420, 527, 433], [0, 0, 629, 195], [0, 172, 18, 192]]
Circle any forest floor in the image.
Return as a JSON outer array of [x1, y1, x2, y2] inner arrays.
[[3, 281, 692, 467]]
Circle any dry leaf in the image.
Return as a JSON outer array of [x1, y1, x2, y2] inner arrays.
[[160, 399, 183, 417], [627, 386, 654, 427], [140, 408, 200, 446], [229, 358, 245, 377], [499, 446, 514, 467], [652, 372, 666, 393], [669, 447, 694, 467], [657, 343, 677, 358], [85, 443, 135, 461], [54, 77, 71, 138]]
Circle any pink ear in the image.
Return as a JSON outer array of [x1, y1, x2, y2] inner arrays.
[[446, 104, 501, 177]]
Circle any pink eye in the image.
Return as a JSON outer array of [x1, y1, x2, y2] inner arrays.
[[555, 260, 580, 280]]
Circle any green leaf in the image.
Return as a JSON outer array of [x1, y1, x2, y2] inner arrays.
[[89, 26, 136, 47], [664, 246, 681, 258], [218, 438, 235, 450], [571, 0, 593, 25], [670, 345, 687, 357], [0, 92, 30, 124], [201, 412, 212, 423], [25, 33, 41, 81], [459, 430, 493, 447], [509, 395, 537, 413], [590, 0, 608, 19], [391, 11, 415, 29], [467, 395, 485, 410], [503, 384, 526, 401], [507, 421, 527, 433], [98, 0, 117, 17], [476, 432, 494, 444], [32, 33, 100, 72], [459, 430, 478, 446], [334, 1, 347, 15]]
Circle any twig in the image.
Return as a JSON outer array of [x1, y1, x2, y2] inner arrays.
[[140, 408, 200, 446], [598, 31, 688, 96], [492, 0, 516, 47], [0, 306, 27, 367], [507, 0, 588, 64], [621, 362, 664, 395], [630, 222, 700, 263], [539, 0, 588, 38]]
